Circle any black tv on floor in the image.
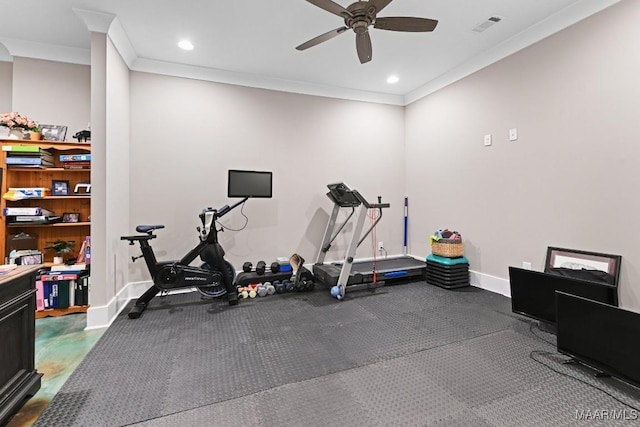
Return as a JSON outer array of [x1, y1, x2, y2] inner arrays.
[[228, 170, 272, 198], [509, 267, 617, 328], [556, 291, 640, 389]]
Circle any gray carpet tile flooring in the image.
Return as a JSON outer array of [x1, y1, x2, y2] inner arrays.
[[34, 281, 640, 426]]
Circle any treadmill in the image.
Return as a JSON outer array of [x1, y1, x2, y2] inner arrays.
[[314, 183, 426, 300]]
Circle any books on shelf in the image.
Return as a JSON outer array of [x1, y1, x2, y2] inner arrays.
[[3, 207, 54, 216], [63, 161, 90, 169], [2, 187, 50, 201], [2, 145, 50, 153], [5, 215, 62, 224], [78, 236, 91, 265], [5, 157, 55, 167], [38, 271, 89, 309], [6, 151, 54, 161], [50, 263, 88, 274], [59, 154, 91, 162], [4, 146, 54, 168], [36, 280, 45, 310]]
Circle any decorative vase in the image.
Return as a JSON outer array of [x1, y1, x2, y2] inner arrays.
[[8, 128, 24, 140], [53, 256, 64, 264], [30, 131, 42, 141]]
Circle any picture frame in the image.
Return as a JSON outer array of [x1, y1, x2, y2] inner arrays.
[[18, 253, 43, 265], [40, 124, 68, 142], [52, 180, 70, 196], [545, 246, 621, 286], [62, 212, 80, 223]]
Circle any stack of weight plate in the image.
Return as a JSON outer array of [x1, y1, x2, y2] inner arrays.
[[426, 254, 470, 289]]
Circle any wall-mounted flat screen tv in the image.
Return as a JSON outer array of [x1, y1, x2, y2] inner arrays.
[[228, 170, 272, 198], [556, 291, 640, 389], [509, 267, 617, 327]]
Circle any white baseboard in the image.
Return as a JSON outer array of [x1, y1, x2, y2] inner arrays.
[[85, 281, 210, 330], [469, 269, 510, 297], [85, 280, 148, 329]]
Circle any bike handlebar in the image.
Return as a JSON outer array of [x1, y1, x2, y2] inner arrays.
[[216, 197, 248, 218]]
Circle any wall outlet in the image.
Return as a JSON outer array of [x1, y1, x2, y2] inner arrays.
[[378, 241, 384, 251], [522, 261, 532, 270], [509, 128, 518, 141]]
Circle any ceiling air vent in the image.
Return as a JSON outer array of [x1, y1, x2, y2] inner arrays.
[[473, 16, 503, 33]]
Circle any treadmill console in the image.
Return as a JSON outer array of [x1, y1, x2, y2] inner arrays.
[[326, 183, 361, 207]]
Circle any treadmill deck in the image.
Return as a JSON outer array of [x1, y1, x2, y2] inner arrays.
[[313, 256, 426, 287]]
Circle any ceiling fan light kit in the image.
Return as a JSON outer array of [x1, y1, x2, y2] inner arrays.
[[296, 0, 438, 64]]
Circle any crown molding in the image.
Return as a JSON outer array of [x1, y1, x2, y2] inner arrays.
[[106, 17, 137, 69], [132, 57, 405, 106], [0, 37, 90, 65], [72, 8, 116, 34], [73, 8, 137, 69]]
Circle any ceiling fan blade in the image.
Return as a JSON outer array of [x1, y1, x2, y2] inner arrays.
[[306, 0, 353, 18], [356, 31, 372, 64], [374, 17, 439, 32], [296, 27, 348, 50], [367, 0, 393, 15]]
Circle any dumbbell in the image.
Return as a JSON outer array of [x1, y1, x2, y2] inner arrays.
[[237, 284, 258, 298], [242, 261, 267, 275], [296, 279, 315, 292], [265, 282, 276, 295], [273, 280, 286, 294], [256, 282, 276, 297], [284, 279, 295, 293], [256, 282, 268, 297]]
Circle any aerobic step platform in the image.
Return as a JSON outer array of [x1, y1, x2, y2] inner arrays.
[[426, 254, 470, 289]]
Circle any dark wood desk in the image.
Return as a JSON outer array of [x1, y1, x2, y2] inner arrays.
[[0, 265, 42, 426]]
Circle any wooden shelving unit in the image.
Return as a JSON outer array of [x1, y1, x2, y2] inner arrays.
[[1, 139, 91, 317], [35, 305, 88, 319], [1, 139, 91, 262]]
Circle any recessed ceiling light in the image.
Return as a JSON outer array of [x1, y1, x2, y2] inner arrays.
[[387, 75, 399, 84], [178, 40, 194, 51]]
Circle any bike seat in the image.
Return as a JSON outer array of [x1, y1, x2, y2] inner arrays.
[[136, 224, 165, 233]]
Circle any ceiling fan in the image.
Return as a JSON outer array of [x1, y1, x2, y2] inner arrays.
[[296, 0, 439, 64]]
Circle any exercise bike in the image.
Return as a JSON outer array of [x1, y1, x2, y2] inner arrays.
[[120, 197, 247, 319]]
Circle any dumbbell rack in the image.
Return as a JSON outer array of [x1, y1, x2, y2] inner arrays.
[[234, 266, 314, 288]]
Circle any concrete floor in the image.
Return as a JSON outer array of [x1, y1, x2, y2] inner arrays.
[[6, 314, 104, 427]]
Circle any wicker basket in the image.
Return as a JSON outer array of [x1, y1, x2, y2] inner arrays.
[[431, 239, 464, 258]]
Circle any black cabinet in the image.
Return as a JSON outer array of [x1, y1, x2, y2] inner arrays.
[[0, 265, 42, 426]]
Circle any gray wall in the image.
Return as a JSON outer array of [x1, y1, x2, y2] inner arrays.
[[0, 60, 11, 113], [127, 72, 406, 283], [87, 32, 132, 318], [105, 36, 131, 303], [4, 0, 639, 321], [12, 57, 90, 137], [405, 0, 640, 310]]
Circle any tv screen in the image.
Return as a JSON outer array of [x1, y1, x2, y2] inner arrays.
[[556, 291, 640, 389], [228, 170, 272, 198], [509, 267, 617, 326]]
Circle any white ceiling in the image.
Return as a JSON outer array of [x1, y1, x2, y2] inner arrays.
[[0, 0, 620, 105]]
